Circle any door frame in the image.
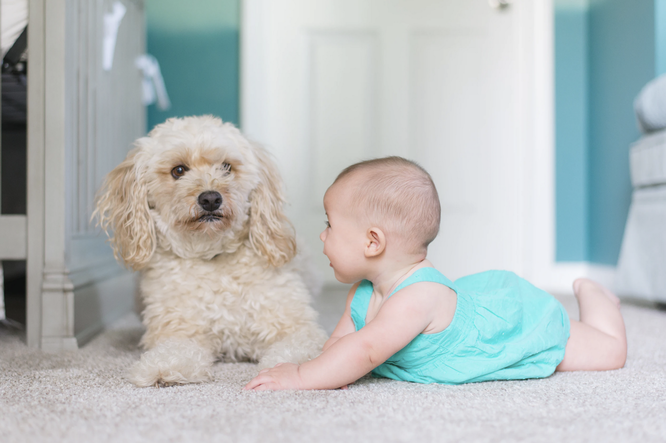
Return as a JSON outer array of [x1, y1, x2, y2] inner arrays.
[[240, 0, 563, 292]]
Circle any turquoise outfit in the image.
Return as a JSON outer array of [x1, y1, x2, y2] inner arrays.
[[350, 268, 570, 385]]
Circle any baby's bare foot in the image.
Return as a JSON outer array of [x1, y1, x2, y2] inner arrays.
[[573, 278, 621, 309]]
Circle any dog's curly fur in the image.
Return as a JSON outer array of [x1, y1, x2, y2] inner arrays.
[[94, 116, 326, 387]]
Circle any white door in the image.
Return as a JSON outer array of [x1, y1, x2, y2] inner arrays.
[[242, 0, 544, 285]]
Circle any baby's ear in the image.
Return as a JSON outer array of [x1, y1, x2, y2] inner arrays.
[[365, 227, 386, 258], [92, 141, 155, 270], [247, 143, 297, 267]]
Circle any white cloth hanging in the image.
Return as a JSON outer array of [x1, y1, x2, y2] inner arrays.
[[135, 54, 171, 111], [102, 1, 127, 71]]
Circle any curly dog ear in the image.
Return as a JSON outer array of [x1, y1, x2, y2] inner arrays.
[[248, 144, 297, 267], [93, 141, 155, 270]]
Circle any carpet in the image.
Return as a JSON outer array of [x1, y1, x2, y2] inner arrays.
[[1, 291, 665, 443]]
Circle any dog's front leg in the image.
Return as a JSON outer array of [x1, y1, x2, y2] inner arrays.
[[129, 337, 215, 387], [258, 323, 327, 370]]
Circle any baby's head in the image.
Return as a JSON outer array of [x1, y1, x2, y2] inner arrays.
[[328, 156, 440, 255]]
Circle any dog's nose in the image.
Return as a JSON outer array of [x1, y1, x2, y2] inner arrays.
[[198, 191, 223, 211]]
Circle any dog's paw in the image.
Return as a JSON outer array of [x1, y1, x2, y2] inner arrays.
[[129, 338, 215, 387], [258, 325, 328, 369], [257, 354, 287, 371]]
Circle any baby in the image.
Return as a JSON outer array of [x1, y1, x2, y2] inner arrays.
[[245, 156, 627, 390]]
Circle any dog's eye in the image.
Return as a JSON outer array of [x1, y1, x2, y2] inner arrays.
[[171, 165, 189, 179], [222, 162, 232, 174]]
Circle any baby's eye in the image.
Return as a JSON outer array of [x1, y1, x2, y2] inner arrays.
[[324, 220, 331, 228]]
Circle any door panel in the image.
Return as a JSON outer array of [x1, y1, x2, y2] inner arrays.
[[243, 0, 524, 284], [307, 32, 379, 208]]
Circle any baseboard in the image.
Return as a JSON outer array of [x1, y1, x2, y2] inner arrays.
[[74, 271, 137, 347], [41, 336, 78, 353], [322, 282, 352, 291], [533, 262, 617, 295], [586, 264, 617, 290], [74, 319, 105, 348], [323, 263, 617, 297], [74, 304, 132, 347]]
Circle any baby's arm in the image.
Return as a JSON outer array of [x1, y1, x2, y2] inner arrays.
[[245, 285, 436, 390], [322, 283, 359, 352]]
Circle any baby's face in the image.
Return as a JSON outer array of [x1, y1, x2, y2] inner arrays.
[[320, 181, 369, 284]]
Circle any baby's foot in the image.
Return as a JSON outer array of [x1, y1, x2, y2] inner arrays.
[[573, 278, 621, 309]]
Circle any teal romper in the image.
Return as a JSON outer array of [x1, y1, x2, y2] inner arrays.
[[350, 268, 571, 384]]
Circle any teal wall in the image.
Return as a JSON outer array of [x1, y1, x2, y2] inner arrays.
[[657, 0, 666, 76], [555, 0, 660, 265], [145, 0, 240, 132], [555, 0, 590, 262], [588, 0, 655, 264]]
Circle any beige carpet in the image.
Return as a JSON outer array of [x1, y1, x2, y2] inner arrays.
[[1, 292, 666, 443]]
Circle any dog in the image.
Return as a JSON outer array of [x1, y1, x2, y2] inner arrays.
[[94, 115, 327, 387]]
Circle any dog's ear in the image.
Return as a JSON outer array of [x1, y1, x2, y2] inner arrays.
[[248, 145, 297, 267], [92, 142, 155, 270]]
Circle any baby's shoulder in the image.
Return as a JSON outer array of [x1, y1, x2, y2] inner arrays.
[[383, 279, 456, 332]]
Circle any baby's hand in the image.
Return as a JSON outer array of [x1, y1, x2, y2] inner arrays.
[[244, 363, 303, 391]]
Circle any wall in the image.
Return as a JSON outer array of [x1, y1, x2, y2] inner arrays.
[[555, 0, 590, 262], [146, 0, 658, 267], [555, 0, 659, 265], [587, 0, 655, 265], [145, 0, 240, 131], [658, 0, 666, 76]]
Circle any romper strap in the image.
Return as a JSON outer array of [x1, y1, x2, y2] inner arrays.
[[350, 268, 457, 331], [350, 280, 373, 330], [389, 267, 457, 298]]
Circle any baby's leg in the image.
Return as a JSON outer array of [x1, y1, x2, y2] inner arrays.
[[556, 278, 627, 372]]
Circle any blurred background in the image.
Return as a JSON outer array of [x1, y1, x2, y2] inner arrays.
[[2, 0, 664, 348], [145, 0, 663, 283]]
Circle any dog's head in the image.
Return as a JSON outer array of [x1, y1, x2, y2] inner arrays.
[[93, 116, 296, 270]]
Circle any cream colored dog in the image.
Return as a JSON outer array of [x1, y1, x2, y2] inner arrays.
[[94, 116, 326, 387]]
